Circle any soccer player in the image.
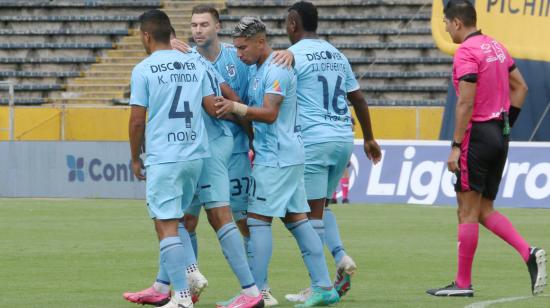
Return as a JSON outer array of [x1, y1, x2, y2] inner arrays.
[[427, 0, 546, 297], [216, 16, 340, 308], [170, 5, 293, 306], [127, 16, 265, 308], [283, 1, 382, 301], [127, 9, 215, 308]]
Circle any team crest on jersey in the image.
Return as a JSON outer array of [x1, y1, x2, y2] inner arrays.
[[226, 64, 236, 78]]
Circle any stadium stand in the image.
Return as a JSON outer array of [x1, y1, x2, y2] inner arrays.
[[0, 0, 448, 140], [0, 0, 162, 105], [220, 0, 451, 106]]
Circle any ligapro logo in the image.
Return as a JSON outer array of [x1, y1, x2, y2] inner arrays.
[[66, 155, 137, 183]]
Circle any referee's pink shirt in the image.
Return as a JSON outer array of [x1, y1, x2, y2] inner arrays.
[[452, 31, 516, 122]]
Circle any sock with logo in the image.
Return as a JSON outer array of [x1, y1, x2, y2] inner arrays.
[[159, 236, 189, 291], [216, 222, 257, 291], [483, 211, 530, 262], [247, 217, 272, 291], [455, 223, 479, 288], [286, 219, 332, 289], [323, 207, 347, 264], [341, 177, 349, 200]]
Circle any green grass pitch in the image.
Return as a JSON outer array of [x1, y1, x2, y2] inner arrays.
[[0, 198, 549, 307]]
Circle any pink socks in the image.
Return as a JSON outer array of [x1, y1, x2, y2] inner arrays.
[[483, 211, 530, 262], [341, 177, 349, 199], [455, 223, 479, 288]]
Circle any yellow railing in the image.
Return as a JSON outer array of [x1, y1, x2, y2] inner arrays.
[[0, 104, 442, 141]]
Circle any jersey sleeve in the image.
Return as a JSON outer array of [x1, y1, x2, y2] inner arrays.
[[201, 69, 216, 98], [344, 60, 360, 93], [264, 65, 291, 97], [454, 47, 479, 82], [129, 65, 149, 107]]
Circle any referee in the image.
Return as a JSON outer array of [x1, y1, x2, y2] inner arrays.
[[427, 0, 546, 297]]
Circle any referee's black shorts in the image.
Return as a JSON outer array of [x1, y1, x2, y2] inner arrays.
[[455, 119, 509, 200]]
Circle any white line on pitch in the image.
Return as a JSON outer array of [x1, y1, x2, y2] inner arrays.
[[465, 294, 549, 308]]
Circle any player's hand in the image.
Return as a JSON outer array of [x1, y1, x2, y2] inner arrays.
[[271, 50, 294, 69], [447, 147, 461, 173], [171, 39, 191, 53], [132, 158, 146, 181], [364, 139, 382, 164], [214, 97, 235, 118]]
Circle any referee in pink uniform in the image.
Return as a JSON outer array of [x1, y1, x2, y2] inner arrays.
[[427, 0, 547, 297]]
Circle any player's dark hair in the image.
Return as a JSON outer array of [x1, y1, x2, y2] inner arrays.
[[169, 25, 176, 37], [192, 4, 220, 23], [288, 1, 318, 32], [444, 0, 476, 27], [139, 9, 172, 43]]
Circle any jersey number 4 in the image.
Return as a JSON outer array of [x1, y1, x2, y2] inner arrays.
[[318, 75, 348, 115], [169, 85, 193, 128]]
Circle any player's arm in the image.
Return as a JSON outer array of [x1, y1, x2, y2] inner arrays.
[[221, 82, 241, 102], [453, 80, 476, 143], [217, 65, 287, 123], [128, 67, 148, 180], [344, 55, 381, 164], [215, 94, 282, 124], [447, 80, 476, 173], [347, 90, 381, 163], [217, 82, 243, 122], [129, 105, 146, 180], [448, 48, 478, 172], [508, 67, 528, 127]]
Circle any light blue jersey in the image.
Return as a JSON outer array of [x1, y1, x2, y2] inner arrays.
[[211, 43, 250, 154], [190, 48, 232, 141], [247, 53, 303, 167], [130, 49, 212, 166], [288, 39, 359, 145]]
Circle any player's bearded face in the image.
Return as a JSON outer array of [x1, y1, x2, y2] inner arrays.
[[191, 13, 220, 48]]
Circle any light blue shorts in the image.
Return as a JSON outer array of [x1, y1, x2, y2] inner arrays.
[[248, 164, 309, 218], [304, 141, 354, 200], [228, 152, 251, 221], [146, 159, 203, 220], [185, 136, 233, 217]]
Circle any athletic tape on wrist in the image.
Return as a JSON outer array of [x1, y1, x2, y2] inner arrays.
[[233, 101, 248, 117]]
